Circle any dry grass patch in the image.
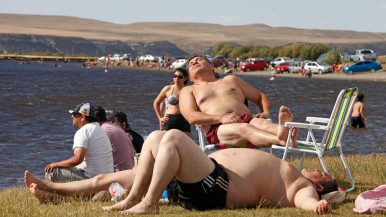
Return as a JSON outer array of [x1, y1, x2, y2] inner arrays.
[[0, 154, 384, 216]]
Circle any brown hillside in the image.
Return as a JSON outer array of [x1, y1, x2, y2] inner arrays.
[[1, 13, 386, 53]]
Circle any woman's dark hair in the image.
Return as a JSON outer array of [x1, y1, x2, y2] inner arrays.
[[318, 179, 339, 199], [113, 111, 131, 131], [175, 67, 189, 85]]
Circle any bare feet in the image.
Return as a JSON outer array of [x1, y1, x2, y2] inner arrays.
[[24, 170, 48, 190], [29, 183, 66, 204], [290, 128, 299, 148], [102, 196, 140, 211], [121, 201, 159, 215], [314, 199, 329, 214], [277, 106, 293, 141]]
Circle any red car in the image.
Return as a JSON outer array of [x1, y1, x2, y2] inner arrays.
[[240, 59, 268, 72], [275, 62, 291, 73], [211, 55, 228, 68]]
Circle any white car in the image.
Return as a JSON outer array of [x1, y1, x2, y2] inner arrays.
[[304, 61, 332, 74], [170, 59, 187, 69], [111, 54, 121, 61], [138, 55, 155, 62], [270, 57, 291, 67]]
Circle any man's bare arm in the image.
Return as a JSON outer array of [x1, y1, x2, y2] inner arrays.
[[229, 75, 271, 118], [45, 148, 86, 173], [293, 185, 329, 214]]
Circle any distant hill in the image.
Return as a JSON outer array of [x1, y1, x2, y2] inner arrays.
[[1, 13, 386, 56]]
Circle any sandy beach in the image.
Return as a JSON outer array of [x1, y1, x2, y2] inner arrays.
[[231, 70, 386, 82]]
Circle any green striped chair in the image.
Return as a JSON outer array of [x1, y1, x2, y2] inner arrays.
[[271, 87, 358, 192]]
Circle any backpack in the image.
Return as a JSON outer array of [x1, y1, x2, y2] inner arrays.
[[127, 129, 144, 153]]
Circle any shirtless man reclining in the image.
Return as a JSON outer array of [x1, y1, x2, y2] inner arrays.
[[180, 55, 297, 148]]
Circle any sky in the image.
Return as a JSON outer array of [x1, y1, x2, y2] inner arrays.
[[1, 0, 386, 33]]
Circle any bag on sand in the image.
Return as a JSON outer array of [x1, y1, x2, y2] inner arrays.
[[353, 185, 386, 214]]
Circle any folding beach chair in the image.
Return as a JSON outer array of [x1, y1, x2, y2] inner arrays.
[[271, 87, 358, 192]]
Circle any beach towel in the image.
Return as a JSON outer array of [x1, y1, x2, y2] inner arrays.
[[353, 185, 386, 214]]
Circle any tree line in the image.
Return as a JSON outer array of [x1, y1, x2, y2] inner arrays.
[[212, 43, 342, 65]]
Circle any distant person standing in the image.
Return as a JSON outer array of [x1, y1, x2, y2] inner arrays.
[[351, 94, 367, 128]]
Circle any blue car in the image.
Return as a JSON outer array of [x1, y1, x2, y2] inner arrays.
[[343, 60, 382, 74]]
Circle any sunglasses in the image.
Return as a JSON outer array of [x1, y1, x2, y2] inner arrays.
[[72, 113, 82, 118], [173, 75, 184, 79]]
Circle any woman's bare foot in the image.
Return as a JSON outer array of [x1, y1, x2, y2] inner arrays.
[[277, 106, 293, 141], [102, 196, 140, 211], [121, 201, 159, 215], [29, 183, 66, 204], [24, 170, 49, 190]]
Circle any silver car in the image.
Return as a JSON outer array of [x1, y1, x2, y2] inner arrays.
[[304, 61, 332, 74]]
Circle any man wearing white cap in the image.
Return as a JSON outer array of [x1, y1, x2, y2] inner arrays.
[[45, 103, 114, 182]]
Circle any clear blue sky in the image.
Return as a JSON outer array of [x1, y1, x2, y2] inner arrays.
[[1, 0, 385, 33]]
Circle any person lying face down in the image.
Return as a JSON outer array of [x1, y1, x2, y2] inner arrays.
[[100, 130, 337, 215]]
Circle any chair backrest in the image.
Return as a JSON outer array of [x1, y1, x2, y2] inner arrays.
[[323, 87, 358, 151]]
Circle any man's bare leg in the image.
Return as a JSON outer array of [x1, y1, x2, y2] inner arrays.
[[29, 183, 68, 204], [103, 130, 166, 211], [121, 130, 215, 214], [217, 106, 294, 147], [25, 170, 135, 197]]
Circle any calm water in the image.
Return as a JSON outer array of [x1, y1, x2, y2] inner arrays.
[[0, 60, 385, 189]]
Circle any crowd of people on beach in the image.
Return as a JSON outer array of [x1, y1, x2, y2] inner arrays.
[[24, 54, 358, 215]]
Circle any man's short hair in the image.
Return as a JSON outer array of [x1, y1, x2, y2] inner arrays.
[[318, 179, 339, 199], [186, 54, 211, 72]]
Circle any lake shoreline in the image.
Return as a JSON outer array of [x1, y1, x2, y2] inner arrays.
[[231, 70, 386, 82]]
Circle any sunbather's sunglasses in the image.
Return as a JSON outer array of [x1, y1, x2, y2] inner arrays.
[[173, 75, 184, 79]]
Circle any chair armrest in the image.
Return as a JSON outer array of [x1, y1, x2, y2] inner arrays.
[[285, 122, 328, 130], [306, 117, 329, 124]]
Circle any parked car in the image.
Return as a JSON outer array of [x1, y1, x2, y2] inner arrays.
[[270, 57, 291, 67], [211, 55, 228, 68], [343, 60, 382, 74], [138, 55, 155, 62], [275, 62, 291, 73], [111, 54, 122, 61], [170, 59, 187, 69], [288, 61, 302, 73], [350, 49, 377, 62], [340, 53, 351, 62], [304, 61, 332, 74], [240, 58, 268, 72]]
